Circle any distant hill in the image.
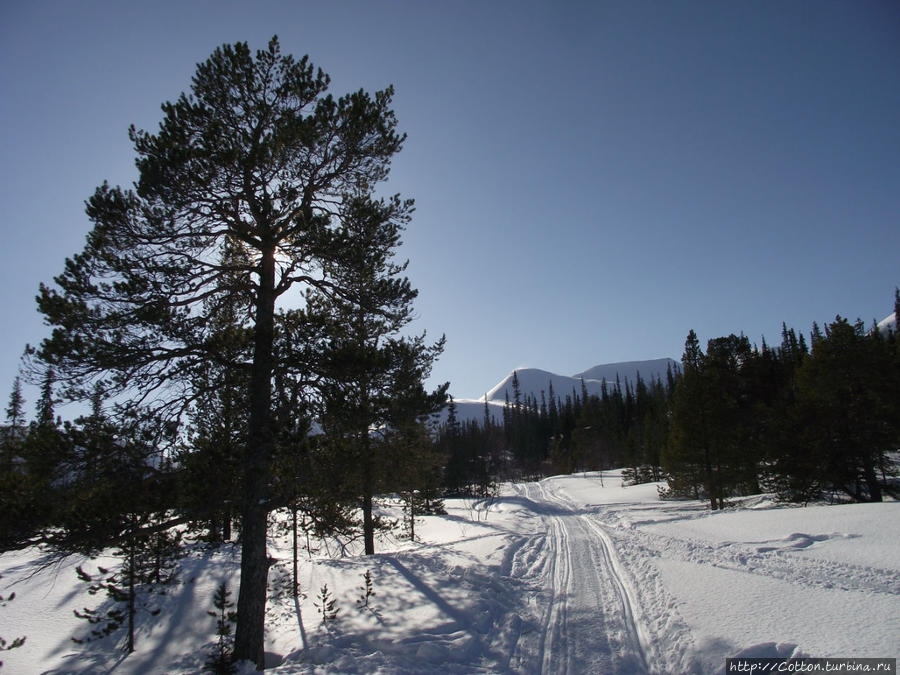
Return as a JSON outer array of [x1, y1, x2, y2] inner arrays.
[[444, 358, 679, 426], [572, 358, 680, 386], [486, 358, 679, 404]]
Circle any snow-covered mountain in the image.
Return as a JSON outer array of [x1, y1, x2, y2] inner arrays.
[[445, 358, 679, 426], [485, 358, 678, 404], [877, 311, 897, 336], [572, 358, 680, 386]]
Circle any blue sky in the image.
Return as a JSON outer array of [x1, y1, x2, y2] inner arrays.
[[1, 1, 898, 407]]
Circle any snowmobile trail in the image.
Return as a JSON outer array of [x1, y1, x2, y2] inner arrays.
[[507, 482, 652, 674]]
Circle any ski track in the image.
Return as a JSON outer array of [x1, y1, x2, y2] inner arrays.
[[596, 505, 900, 597], [6, 477, 893, 674], [500, 482, 655, 674]]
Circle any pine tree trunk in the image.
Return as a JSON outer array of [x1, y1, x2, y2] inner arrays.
[[716, 459, 725, 510], [223, 503, 232, 542], [704, 448, 716, 511], [363, 492, 375, 555], [128, 524, 136, 654], [236, 497, 270, 665], [292, 504, 299, 597], [863, 458, 883, 502], [234, 246, 277, 670], [361, 425, 376, 555]]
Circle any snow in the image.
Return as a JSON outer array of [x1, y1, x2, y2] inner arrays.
[[571, 359, 679, 386], [1, 472, 897, 673], [877, 312, 897, 336]]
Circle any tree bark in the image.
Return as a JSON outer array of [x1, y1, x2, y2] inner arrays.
[[223, 503, 232, 542], [863, 457, 883, 502], [407, 491, 415, 542], [234, 246, 277, 669], [362, 434, 375, 555], [127, 523, 136, 654], [363, 491, 375, 555], [360, 394, 376, 556], [292, 504, 299, 597]]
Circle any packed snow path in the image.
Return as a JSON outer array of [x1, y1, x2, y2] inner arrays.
[[1, 471, 897, 674], [504, 482, 651, 674]]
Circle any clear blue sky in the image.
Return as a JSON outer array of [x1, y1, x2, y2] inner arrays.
[[2, 1, 898, 408]]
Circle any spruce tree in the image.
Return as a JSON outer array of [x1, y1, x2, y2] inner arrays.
[[0, 380, 28, 547], [446, 397, 460, 438], [3, 378, 25, 431], [357, 570, 376, 608], [34, 368, 57, 431], [65, 404, 180, 657], [72, 520, 178, 656], [511, 371, 523, 412], [785, 316, 899, 502], [663, 331, 713, 505], [1, 378, 25, 477], [12, 372, 69, 544], [0, 574, 26, 667], [441, 397, 468, 495], [205, 582, 238, 674], [314, 585, 339, 625], [547, 380, 559, 436]]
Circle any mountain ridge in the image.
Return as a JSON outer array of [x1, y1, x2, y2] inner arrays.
[[447, 358, 679, 426], [485, 358, 679, 404]]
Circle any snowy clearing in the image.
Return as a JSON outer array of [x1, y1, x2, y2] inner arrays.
[[1, 471, 897, 673]]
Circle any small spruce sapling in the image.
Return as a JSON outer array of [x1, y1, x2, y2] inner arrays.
[[356, 570, 375, 608], [204, 582, 237, 674], [72, 564, 155, 651], [314, 584, 339, 625], [1, 574, 26, 669]]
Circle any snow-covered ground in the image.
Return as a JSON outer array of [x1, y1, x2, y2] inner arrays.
[[1, 472, 897, 673]]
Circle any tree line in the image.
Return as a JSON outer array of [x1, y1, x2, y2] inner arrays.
[[436, 293, 900, 508], [437, 365, 676, 496], [664, 304, 899, 508]]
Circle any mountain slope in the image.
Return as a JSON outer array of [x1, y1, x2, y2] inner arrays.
[[444, 358, 679, 426], [485, 358, 679, 404], [485, 368, 596, 404], [877, 311, 897, 335], [573, 358, 679, 386]]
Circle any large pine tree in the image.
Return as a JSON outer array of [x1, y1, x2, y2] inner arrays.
[[31, 37, 408, 668]]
